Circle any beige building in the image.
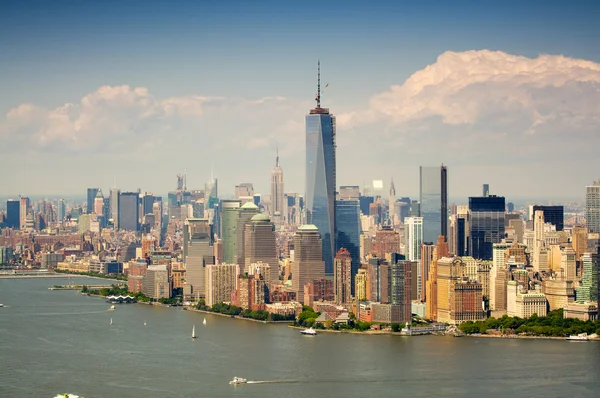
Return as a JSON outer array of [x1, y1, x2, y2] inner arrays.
[[564, 302, 598, 321], [355, 268, 368, 301], [243, 213, 279, 285], [543, 279, 575, 311], [292, 225, 325, 303], [142, 265, 171, 300], [205, 263, 239, 307]]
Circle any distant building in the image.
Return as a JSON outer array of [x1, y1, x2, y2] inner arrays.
[[206, 263, 239, 307], [586, 180, 600, 233], [128, 261, 148, 294], [334, 248, 352, 305], [6, 200, 20, 229], [419, 165, 448, 243], [183, 218, 214, 299], [235, 202, 260, 270], [469, 196, 505, 260], [532, 205, 564, 231], [220, 200, 241, 264], [243, 214, 279, 285], [142, 265, 171, 300], [270, 152, 285, 225], [405, 217, 423, 261], [292, 225, 325, 303], [87, 188, 99, 214], [119, 192, 139, 231], [564, 302, 598, 321], [335, 199, 361, 292], [232, 273, 266, 311]]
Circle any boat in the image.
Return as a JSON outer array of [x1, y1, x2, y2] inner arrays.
[[0, 304, 4, 308], [110, 318, 113, 326], [108, 305, 115, 310], [229, 376, 247, 385], [301, 327, 317, 335], [192, 325, 197, 339], [203, 317, 207, 325], [144, 319, 147, 326], [567, 333, 589, 341]]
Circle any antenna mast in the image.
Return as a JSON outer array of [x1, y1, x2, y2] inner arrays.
[[317, 60, 321, 108]]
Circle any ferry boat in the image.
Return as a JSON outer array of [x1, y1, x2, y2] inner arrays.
[[0, 303, 4, 307], [301, 327, 317, 335], [229, 376, 247, 385], [567, 333, 589, 341]]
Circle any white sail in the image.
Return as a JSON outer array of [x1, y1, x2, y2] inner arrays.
[[203, 318, 207, 325], [110, 318, 113, 326], [192, 325, 196, 338]]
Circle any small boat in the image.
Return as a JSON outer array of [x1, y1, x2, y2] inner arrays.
[[110, 318, 113, 326], [567, 333, 589, 341], [108, 305, 115, 310], [203, 317, 207, 325], [301, 327, 317, 335], [144, 319, 147, 326], [192, 325, 197, 339], [0, 304, 4, 308], [229, 376, 247, 385]]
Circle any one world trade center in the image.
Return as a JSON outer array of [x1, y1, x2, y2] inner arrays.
[[306, 61, 336, 275]]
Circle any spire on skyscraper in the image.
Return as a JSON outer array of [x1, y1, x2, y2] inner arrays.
[[390, 178, 396, 196], [316, 60, 321, 108], [276, 146, 279, 168]]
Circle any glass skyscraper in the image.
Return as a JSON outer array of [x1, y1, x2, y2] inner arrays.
[[118, 192, 140, 231], [335, 199, 360, 293], [419, 165, 447, 243], [469, 195, 505, 260], [306, 62, 336, 275]]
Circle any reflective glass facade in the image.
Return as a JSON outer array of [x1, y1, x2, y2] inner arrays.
[[335, 200, 360, 293], [419, 166, 447, 243], [468, 196, 505, 260], [306, 109, 336, 275], [119, 192, 139, 231]]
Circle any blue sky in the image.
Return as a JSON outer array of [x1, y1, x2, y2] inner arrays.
[[1, 0, 600, 201]]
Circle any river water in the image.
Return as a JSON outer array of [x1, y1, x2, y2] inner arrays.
[[1, 277, 599, 397]]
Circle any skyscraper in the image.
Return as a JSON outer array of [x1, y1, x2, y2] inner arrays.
[[87, 188, 99, 214], [469, 196, 505, 260], [483, 184, 490, 197], [532, 205, 564, 231], [57, 198, 66, 223], [119, 192, 139, 231], [183, 218, 214, 299], [221, 200, 241, 264], [110, 188, 120, 229], [292, 225, 325, 303], [19, 197, 30, 229], [205, 175, 218, 210], [244, 213, 279, 286], [586, 180, 600, 233], [335, 199, 361, 293], [235, 202, 259, 269], [334, 248, 352, 304], [405, 217, 423, 262], [419, 165, 448, 243], [305, 62, 336, 275], [6, 200, 19, 229], [270, 151, 285, 225]]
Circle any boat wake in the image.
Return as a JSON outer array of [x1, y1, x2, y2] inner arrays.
[[246, 380, 299, 385]]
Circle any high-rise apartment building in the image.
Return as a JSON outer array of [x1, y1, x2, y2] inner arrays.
[[6, 200, 20, 229], [93, 190, 104, 215], [235, 183, 254, 202], [86, 188, 99, 214], [206, 263, 239, 307], [183, 218, 214, 299], [292, 225, 325, 303], [305, 62, 336, 276], [335, 199, 360, 292], [405, 217, 423, 262], [220, 200, 241, 264], [57, 198, 66, 223], [270, 152, 285, 224], [419, 165, 448, 243], [469, 196, 505, 260], [118, 192, 139, 231], [334, 248, 352, 304], [243, 214, 279, 285], [576, 253, 598, 302], [586, 180, 600, 233]]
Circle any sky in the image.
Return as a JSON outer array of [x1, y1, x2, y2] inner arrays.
[[1, 0, 600, 202]]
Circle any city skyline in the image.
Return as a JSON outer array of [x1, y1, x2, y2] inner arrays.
[[1, 1, 600, 198]]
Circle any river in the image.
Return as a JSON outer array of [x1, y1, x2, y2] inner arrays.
[[1, 277, 599, 397]]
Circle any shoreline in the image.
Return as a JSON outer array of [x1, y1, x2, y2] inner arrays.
[[0, 273, 125, 282], [73, 291, 598, 342]]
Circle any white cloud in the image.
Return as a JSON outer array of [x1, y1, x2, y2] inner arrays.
[[341, 50, 600, 134]]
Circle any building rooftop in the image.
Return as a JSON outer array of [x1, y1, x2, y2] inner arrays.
[[241, 202, 259, 210], [298, 224, 319, 231], [250, 213, 270, 222]]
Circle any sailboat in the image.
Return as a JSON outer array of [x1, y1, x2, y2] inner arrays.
[[203, 317, 207, 326], [192, 325, 197, 339], [144, 319, 147, 326], [110, 318, 113, 326]]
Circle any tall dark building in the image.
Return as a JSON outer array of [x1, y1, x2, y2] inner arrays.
[[6, 200, 20, 229], [335, 199, 361, 294], [119, 192, 140, 231], [87, 188, 99, 214], [419, 165, 448, 243], [305, 62, 336, 275], [483, 184, 490, 197], [532, 205, 564, 231], [468, 196, 505, 260], [142, 194, 156, 217]]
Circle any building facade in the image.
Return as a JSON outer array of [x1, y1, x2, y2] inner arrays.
[[469, 196, 505, 260]]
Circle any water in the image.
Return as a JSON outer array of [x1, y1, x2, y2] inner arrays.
[[1, 278, 599, 397]]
